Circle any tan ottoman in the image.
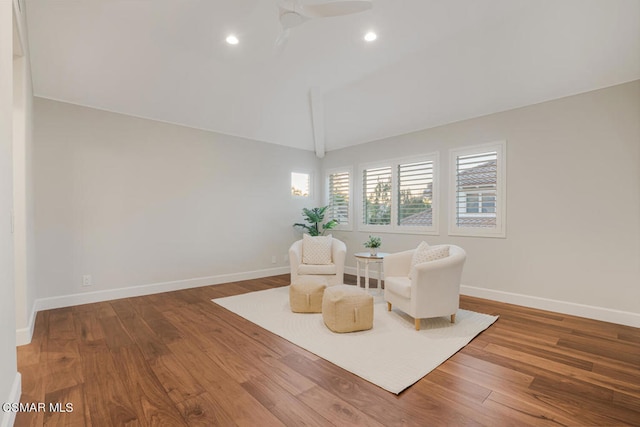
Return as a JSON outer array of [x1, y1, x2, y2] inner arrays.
[[322, 285, 374, 333], [289, 279, 327, 313]]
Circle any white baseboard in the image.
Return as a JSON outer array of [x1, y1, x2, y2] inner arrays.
[[19, 267, 639, 346], [16, 267, 290, 345], [16, 302, 37, 346], [461, 285, 640, 328], [345, 267, 640, 328], [35, 266, 290, 313], [345, 265, 384, 279], [0, 373, 21, 427]]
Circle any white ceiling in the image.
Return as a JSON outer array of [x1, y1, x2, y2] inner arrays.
[[25, 0, 640, 153]]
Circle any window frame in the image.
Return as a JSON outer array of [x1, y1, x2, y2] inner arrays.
[[357, 153, 439, 235], [291, 171, 312, 199], [448, 141, 506, 238], [324, 166, 353, 231], [360, 163, 393, 229]]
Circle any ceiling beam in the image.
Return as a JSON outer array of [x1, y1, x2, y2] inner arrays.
[[12, 0, 24, 58], [309, 87, 325, 158]]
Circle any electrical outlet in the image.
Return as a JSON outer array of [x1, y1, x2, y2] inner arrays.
[[271, 255, 277, 264], [82, 274, 92, 287]]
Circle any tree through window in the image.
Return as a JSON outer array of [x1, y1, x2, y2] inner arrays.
[[359, 154, 439, 234]]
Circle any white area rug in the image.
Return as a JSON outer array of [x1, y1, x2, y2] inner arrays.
[[212, 286, 498, 394]]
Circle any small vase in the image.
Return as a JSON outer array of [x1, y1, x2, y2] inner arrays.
[[369, 247, 378, 256]]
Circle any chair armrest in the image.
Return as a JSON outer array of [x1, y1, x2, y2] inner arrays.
[[412, 252, 466, 279], [412, 250, 467, 306], [289, 240, 303, 282], [383, 250, 414, 277], [332, 238, 347, 265], [332, 238, 347, 280]]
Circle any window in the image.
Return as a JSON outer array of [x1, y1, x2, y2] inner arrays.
[[362, 166, 392, 226], [464, 192, 495, 214], [291, 172, 310, 198], [359, 154, 439, 234], [398, 160, 435, 228], [326, 168, 352, 230], [449, 141, 506, 237]]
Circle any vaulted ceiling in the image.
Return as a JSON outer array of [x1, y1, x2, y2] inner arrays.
[[25, 0, 640, 154]]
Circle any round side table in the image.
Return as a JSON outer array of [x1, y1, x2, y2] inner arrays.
[[354, 252, 389, 294]]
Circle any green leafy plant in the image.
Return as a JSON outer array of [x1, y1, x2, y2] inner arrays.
[[293, 206, 339, 236], [363, 235, 382, 249]]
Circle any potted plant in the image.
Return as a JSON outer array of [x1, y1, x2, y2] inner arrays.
[[364, 235, 382, 255], [293, 206, 338, 236]]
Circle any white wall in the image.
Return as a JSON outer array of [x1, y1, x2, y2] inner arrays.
[[29, 81, 640, 327], [13, 0, 36, 346], [1, 1, 20, 425], [34, 99, 320, 301], [324, 81, 640, 321]]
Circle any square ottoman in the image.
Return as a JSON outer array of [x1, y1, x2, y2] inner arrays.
[[289, 279, 327, 313], [322, 285, 373, 333]]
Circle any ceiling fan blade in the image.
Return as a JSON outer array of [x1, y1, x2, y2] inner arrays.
[[300, 0, 372, 18], [274, 28, 290, 54], [279, 5, 308, 30]]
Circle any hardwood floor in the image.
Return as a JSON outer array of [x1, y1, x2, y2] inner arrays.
[[15, 274, 640, 426]]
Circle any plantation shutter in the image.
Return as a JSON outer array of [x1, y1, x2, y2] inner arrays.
[[327, 171, 350, 227], [455, 151, 498, 228], [397, 160, 434, 227], [362, 166, 392, 225]]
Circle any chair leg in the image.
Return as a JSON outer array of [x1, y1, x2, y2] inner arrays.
[[415, 318, 420, 331], [450, 313, 456, 323], [387, 302, 392, 311]]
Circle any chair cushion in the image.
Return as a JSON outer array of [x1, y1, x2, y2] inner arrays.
[[384, 276, 412, 299], [408, 241, 430, 279], [409, 244, 449, 279], [302, 234, 333, 265], [297, 263, 337, 275]]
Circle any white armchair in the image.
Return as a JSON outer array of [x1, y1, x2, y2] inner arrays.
[[289, 236, 346, 286], [384, 244, 466, 330]]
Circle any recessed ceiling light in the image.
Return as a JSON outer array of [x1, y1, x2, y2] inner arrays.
[[364, 31, 377, 42], [226, 35, 239, 45]]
